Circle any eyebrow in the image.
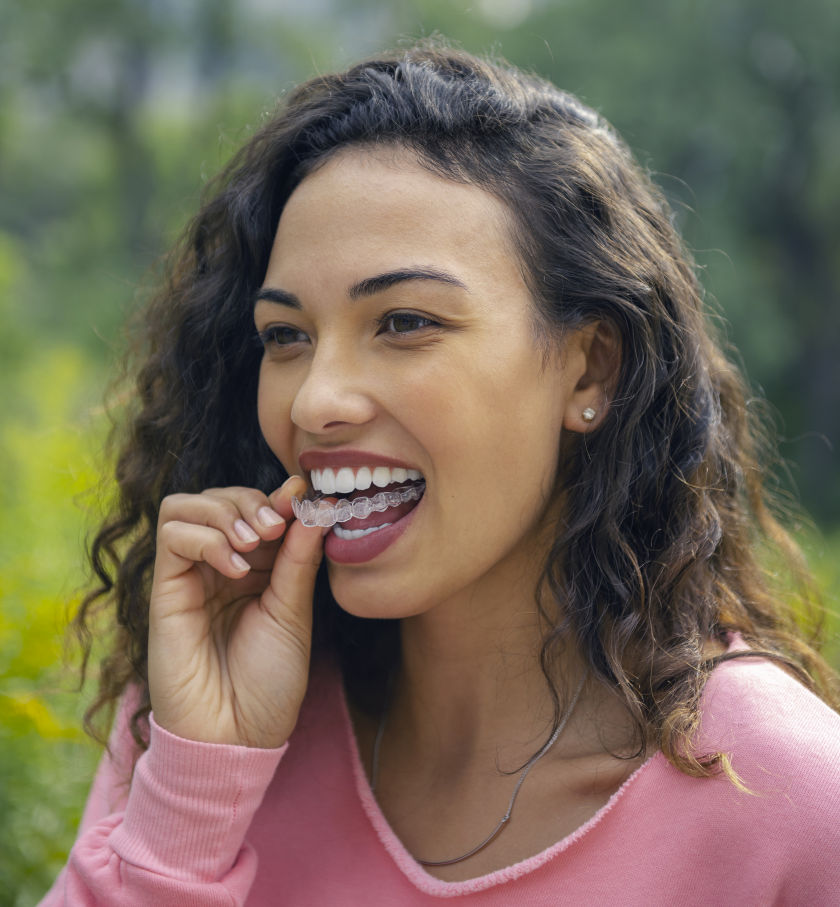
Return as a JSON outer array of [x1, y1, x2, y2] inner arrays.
[[254, 267, 468, 309], [253, 287, 301, 309], [347, 268, 468, 299]]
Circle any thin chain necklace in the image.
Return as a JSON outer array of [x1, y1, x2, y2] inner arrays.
[[370, 674, 586, 868]]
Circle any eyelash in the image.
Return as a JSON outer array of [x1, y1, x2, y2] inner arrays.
[[376, 311, 440, 336], [256, 325, 309, 349], [256, 311, 441, 350]]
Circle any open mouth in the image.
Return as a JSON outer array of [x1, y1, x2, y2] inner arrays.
[[291, 465, 426, 535]]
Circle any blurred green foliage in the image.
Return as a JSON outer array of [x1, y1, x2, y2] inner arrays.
[[1, 0, 837, 902], [0, 339, 104, 902]]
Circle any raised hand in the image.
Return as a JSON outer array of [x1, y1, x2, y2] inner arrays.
[[147, 475, 325, 748]]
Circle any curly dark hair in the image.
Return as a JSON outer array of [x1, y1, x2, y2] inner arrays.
[[75, 41, 838, 778]]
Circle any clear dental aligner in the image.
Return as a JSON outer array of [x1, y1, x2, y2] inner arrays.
[[291, 482, 426, 528]]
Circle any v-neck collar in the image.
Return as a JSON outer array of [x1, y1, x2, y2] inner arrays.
[[334, 673, 661, 897]]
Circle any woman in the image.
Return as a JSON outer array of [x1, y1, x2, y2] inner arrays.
[[42, 43, 840, 904]]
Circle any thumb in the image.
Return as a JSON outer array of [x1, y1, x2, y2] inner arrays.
[[261, 517, 326, 635]]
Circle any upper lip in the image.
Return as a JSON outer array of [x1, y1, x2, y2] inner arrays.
[[298, 449, 422, 473]]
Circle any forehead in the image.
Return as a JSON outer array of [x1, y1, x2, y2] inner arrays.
[[266, 148, 527, 297]]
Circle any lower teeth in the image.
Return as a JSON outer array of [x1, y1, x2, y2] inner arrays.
[[333, 522, 393, 540]]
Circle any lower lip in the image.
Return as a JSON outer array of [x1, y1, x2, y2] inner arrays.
[[324, 497, 421, 564]]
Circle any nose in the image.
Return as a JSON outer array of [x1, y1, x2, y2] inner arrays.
[[290, 341, 377, 434]]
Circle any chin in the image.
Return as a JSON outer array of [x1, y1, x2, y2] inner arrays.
[[326, 565, 434, 622]]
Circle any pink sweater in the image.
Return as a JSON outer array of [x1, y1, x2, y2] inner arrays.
[[41, 653, 840, 905]]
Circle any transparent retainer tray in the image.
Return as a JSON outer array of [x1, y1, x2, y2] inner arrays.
[[291, 482, 425, 528]]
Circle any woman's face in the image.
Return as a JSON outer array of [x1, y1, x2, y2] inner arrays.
[[255, 148, 593, 618]]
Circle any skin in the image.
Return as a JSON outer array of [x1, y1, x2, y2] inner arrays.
[[150, 147, 637, 881], [255, 148, 604, 620], [148, 477, 327, 749]]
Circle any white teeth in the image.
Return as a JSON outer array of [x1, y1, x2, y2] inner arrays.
[[309, 464, 424, 493], [334, 467, 355, 494], [333, 522, 392, 540], [320, 467, 336, 494], [371, 466, 391, 488]]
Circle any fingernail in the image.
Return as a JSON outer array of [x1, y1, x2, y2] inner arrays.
[[234, 519, 259, 543], [231, 553, 250, 572], [258, 506, 285, 527]]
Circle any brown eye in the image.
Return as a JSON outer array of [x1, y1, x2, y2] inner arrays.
[[380, 312, 437, 334], [258, 325, 309, 347]]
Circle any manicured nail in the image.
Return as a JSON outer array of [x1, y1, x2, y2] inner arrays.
[[234, 519, 259, 543], [231, 553, 250, 572], [279, 474, 307, 497], [258, 506, 285, 527]]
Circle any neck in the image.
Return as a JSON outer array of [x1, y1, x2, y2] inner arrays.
[[388, 562, 580, 771]]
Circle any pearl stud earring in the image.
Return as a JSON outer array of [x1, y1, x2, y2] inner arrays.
[[582, 407, 597, 423]]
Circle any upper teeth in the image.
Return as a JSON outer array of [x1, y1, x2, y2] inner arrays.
[[310, 466, 422, 495]]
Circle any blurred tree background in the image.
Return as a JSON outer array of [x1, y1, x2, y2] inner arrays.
[[1, 0, 838, 902]]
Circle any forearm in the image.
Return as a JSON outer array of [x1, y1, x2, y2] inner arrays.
[[39, 716, 284, 906]]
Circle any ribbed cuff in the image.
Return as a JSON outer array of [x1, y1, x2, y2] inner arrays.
[[111, 714, 286, 882]]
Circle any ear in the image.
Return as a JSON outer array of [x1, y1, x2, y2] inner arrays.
[[561, 321, 621, 433]]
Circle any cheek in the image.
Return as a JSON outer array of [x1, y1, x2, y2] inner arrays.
[[257, 364, 294, 459]]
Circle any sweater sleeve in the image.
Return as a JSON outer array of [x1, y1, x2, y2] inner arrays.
[[38, 695, 285, 907]]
